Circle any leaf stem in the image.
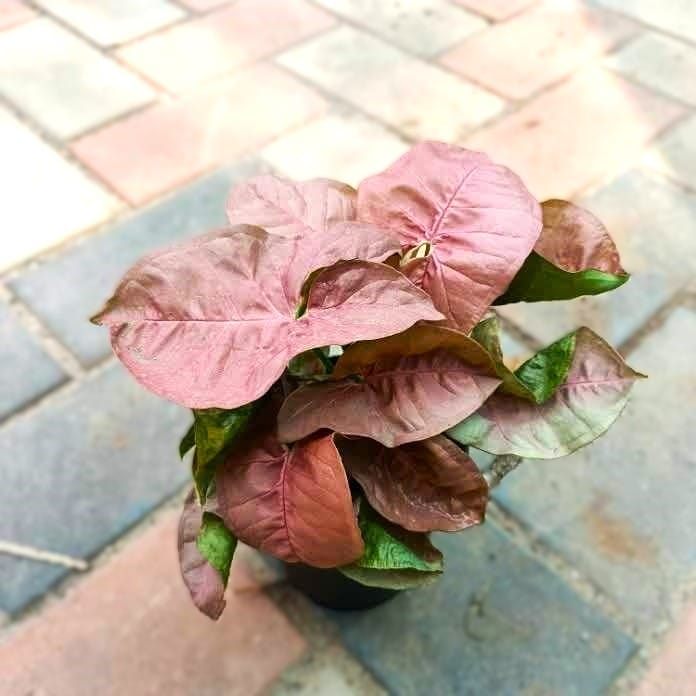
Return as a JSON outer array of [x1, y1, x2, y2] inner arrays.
[[484, 455, 523, 490]]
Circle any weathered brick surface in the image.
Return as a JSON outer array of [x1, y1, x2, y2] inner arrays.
[[329, 522, 635, 695], [0, 106, 120, 272], [465, 67, 683, 201], [595, 0, 696, 44], [118, 0, 335, 93], [261, 112, 408, 186], [0, 364, 190, 614], [33, 0, 184, 46], [0, 510, 307, 695], [441, 2, 637, 99], [644, 114, 696, 190], [607, 32, 696, 107], [9, 160, 265, 367], [498, 168, 696, 346], [453, 0, 535, 21], [635, 603, 696, 695], [0, 301, 66, 421], [278, 26, 504, 142], [496, 307, 696, 630], [314, 0, 485, 57], [72, 65, 325, 204], [0, 19, 155, 139], [0, 0, 34, 30]]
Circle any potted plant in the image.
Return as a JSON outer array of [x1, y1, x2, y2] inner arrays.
[[93, 142, 642, 618]]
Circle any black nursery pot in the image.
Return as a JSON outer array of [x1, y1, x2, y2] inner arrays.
[[284, 563, 399, 611]]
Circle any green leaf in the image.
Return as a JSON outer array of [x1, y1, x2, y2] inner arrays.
[[494, 200, 629, 305], [339, 502, 443, 590], [448, 327, 644, 459], [196, 512, 237, 585], [471, 316, 574, 404], [515, 332, 575, 403], [192, 404, 256, 502], [179, 424, 195, 459], [287, 347, 333, 380], [494, 251, 628, 304]]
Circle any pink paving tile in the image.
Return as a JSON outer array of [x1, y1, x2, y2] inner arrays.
[[118, 0, 335, 93], [0, 0, 34, 30], [453, 0, 536, 21], [0, 509, 307, 696], [71, 64, 326, 205], [441, 1, 638, 99], [465, 67, 683, 200], [636, 603, 696, 696]]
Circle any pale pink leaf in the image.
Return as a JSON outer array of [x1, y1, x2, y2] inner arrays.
[[340, 435, 488, 532], [92, 226, 441, 408], [216, 431, 364, 568], [226, 175, 401, 298], [358, 141, 542, 330]]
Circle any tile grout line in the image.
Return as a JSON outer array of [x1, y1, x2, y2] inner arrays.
[[0, 285, 84, 379]]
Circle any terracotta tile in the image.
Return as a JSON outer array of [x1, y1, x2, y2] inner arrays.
[[72, 64, 326, 205], [465, 67, 683, 200], [636, 603, 696, 696], [441, 1, 637, 100], [453, 0, 536, 21], [118, 0, 335, 93], [0, 509, 307, 696], [0, 0, 34, 30]]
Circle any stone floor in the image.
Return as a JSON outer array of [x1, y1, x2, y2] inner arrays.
[[0, 1, 694, 693]]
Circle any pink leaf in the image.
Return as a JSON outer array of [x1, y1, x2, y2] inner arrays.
[[226, 175, 401, 299], [278, 325, 501, 447], [178, 492, 226, 620], [340, 436, 488, 532], [216, 430, 364, 568], [92, 225, 441, 408], [357, 141, 542, 330]]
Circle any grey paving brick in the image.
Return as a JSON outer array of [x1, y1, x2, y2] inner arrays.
[[314, 0, 485, 57], [0, 19, 155, 139], [498, 168, 696, 346], [277, 25, 503, 142], [496, 307, 696, 630], [644, 114, 696, 190], [34, 0, 184, 47], [9, 160, 266, 368], [0, 301, 67, 422], [606, 32, 696, 107], [330, 522, 635, 695], [594, 0, 696, 44], [0, 363, 190, 614]]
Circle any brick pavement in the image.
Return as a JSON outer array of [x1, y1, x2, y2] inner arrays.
[[0, 1, 694, 693]]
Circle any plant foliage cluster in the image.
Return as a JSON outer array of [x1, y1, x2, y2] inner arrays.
[[93, 142, 642, 619]]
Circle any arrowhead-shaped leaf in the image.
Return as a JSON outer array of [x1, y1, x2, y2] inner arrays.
[[357, 141, 542, 331], [495, 199, 628, 304], [471, 315, 574, 404], [277, 324, 501, 447], [340, 435, 488, 532], [448, 328, 644, 458], [340, 500, 443, 590], [92, 225, 441, 409], [179, 423, 195, 459], [190, 404, 257, 502], [216, 430, 364, 568], [178, 492, 237, 620]]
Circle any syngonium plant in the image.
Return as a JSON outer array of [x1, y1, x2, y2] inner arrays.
[[93, 142, 643, 619]]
